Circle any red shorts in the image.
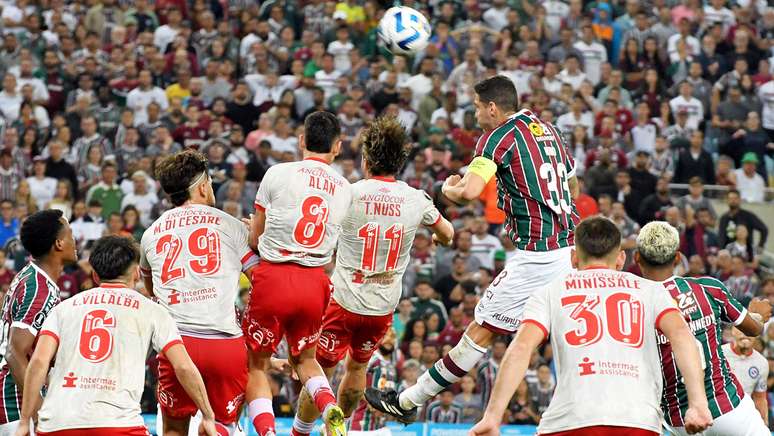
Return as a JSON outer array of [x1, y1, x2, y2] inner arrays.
[[316, 298, 393, 368], [541, 426, 659, 436], [37, 427, 150, 435], [157, 335, 247, 424], [242, 262, 332, 356]]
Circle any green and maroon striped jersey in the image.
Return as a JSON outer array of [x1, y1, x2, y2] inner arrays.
[[349, 350, 398, 431], [0, 263, 60, 424], [474, 109, 579, 251], [656, 276, 746, 427]]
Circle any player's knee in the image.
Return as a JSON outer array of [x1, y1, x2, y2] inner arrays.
[[345, 356, 369, 372]]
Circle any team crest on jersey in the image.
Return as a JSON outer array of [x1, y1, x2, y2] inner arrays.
[[528, 121, 556, 142], [749, 366, 760, 378]]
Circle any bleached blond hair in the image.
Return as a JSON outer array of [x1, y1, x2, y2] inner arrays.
[[636, 221, 680, 266]]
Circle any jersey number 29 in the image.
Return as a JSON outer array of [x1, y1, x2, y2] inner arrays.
[[156, 228, 222, 285]]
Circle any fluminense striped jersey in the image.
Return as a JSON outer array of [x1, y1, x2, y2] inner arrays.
[[0, 262, 60, 424], [657, 276, 747, 426], [477, 357, 499, 408], [425, 399, 463, 423], [349, 350, 398, 431], [475, 109, 579, 251]]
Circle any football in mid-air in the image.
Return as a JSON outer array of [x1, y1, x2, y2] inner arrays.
[[378, 6, 432, 55]]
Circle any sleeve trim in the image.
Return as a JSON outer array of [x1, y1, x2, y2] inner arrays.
[[10, 321, 38, 336], [254, 203, 265, 213], [429, 213, 442, 227], [161, 338, 184, 354], [656, 307, 681, 329], [522, 319, 548, 341], [734, 308, 748, 326], [39, 330, 60, 344]]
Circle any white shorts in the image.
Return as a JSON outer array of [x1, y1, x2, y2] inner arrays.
[[666, 395, 769, 436], [475, 246, 574, 334], [0, 420, 34, 436]]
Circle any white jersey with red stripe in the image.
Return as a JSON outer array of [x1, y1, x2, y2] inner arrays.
[[139, 204, 259, 336], [254, 157, 352, 267], [522, 267, 678, 434], [36, 284, 181, 432], [332, 177, 441, 316]]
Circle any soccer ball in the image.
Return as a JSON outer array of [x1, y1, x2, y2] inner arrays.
[[378, 6, 432, 55]]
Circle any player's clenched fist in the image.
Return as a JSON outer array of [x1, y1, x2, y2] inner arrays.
[[683, 405, 713, 434], [442, 174, 462, 192], [468, 414, 500, 436], [199, 417, 218, 436], [748, 297, 772, 322]]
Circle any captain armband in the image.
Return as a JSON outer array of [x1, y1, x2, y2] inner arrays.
[[467, 156, 497, 183]]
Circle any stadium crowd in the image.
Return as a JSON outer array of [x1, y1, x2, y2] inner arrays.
[[0, 0, 773, 430]]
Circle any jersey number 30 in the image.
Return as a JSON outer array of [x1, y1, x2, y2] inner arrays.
[[561, 293, 644, 348]]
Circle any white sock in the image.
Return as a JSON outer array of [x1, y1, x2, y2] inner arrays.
[[292, 416, 316, 435], [248, 398, 274, 421], [398, 334, 487, 409], [305, 375, 332, 396]]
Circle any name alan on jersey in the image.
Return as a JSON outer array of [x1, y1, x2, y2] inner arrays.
[[300, 166, 343, 196]]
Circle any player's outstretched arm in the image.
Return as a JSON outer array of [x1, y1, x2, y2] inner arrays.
[[16, 335, 58, 436], [249, 210, 266, 251], [738, 299, 771, 337], [6, 327, 36, 394], [165, 344, 218, 436], [659, 310, 713, 434], [430, 216, 454, 246], [469, 323, 545, 436]]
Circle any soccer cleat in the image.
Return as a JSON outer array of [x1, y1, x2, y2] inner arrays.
[[323, 405, 347, 436], [364, 388, 417, 424]]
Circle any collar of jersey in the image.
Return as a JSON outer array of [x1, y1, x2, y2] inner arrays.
[[100, 282, 129, 289], [304, 157, 329, 165], [372, 176, 396, 183], [579, 265, 610, 270]]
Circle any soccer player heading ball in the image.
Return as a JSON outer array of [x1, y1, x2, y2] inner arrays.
[[367, 75, 580, 421]]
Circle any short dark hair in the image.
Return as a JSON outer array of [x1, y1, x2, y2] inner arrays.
[[575, 217, 621, 259], [90, 236, 140, 281], [727, 189, 740, 198], [473, 76, 519, 112], [156, 150, 209, 206], [21, 210, 65, 258], [361, 116, 409, 176], [303, 111, 341, 153]]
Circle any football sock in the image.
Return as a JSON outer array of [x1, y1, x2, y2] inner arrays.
[[290, 416, 315, 436], [306, 375, 337, 414], [248, 398, 275, 436], [399, 334, 487, 409]]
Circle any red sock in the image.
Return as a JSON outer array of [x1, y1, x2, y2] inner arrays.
[[290, 427, 311, 436], [215, 423, 230, 436], [313, 386, 337, 414], [252, 413, 276, 436]]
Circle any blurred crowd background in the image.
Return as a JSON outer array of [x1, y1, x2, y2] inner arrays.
[[0, 0, 773, 429]]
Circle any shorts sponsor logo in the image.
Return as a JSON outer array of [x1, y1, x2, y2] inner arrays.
[[749, 366, 760, 378], [297, 331, 320, 351], [360, 340, 376, 352], [318, 332, 338, 353], [158, 389, 176, 408], [226, 393, 245, 415], [245, 320, 276, 348], [492, 313, 520, 328]]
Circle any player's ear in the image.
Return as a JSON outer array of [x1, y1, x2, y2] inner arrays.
[[92, 270, 101, 286], [298, 133, 306, 152], [570, 249, 579, 268], [132, 265, 140, 283], [332, 139, 342, 157], [615, 249, 626, 271], [673, 252, 682, 268]]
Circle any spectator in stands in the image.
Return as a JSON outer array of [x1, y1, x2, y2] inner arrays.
[[454, 375, 482, 423], [724, 255, 757, 306], [436, 229, 481, 280], [718, 189, 768, 255], [508, 381, 539, 425], [438, 307, 466, 348], [0, 199, 18, 248], [478, 337, 508, 408], [85, 161, 123, 220], [732, 152, 767, 203], [675, 177, 717, 221], [638, 176, 673, 226], [674, 130, 715, 184], [410, 280, 448, 330], [528, 363, 556, 419]]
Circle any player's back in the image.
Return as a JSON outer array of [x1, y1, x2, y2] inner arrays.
[[524, 268, 676, 434], [476, 109, 579, 251], [255, 158, 351, 266], [140, 203, 258, 336], [332, 177, 440, 316], [658, 276, 746, 426], [36, 284, 180, 432]]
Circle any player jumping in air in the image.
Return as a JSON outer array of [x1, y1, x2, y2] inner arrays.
[[469, 217, 713, 436], [244, 111, 351, 436], [366, 75, 579, 422], [290, 117, 453, 436], [141, 150, 261, 436], [16, 236, 217, 436], [634, 221, 771, 436], [0, 210, 77, 436]]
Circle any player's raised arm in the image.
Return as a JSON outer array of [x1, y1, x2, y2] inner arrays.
[[658, 310, 713, 434], [469, 323, 545, 436], [16, 334, 58, 436], [737, 298, 771, 337], [442, 159, 492, 204]]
